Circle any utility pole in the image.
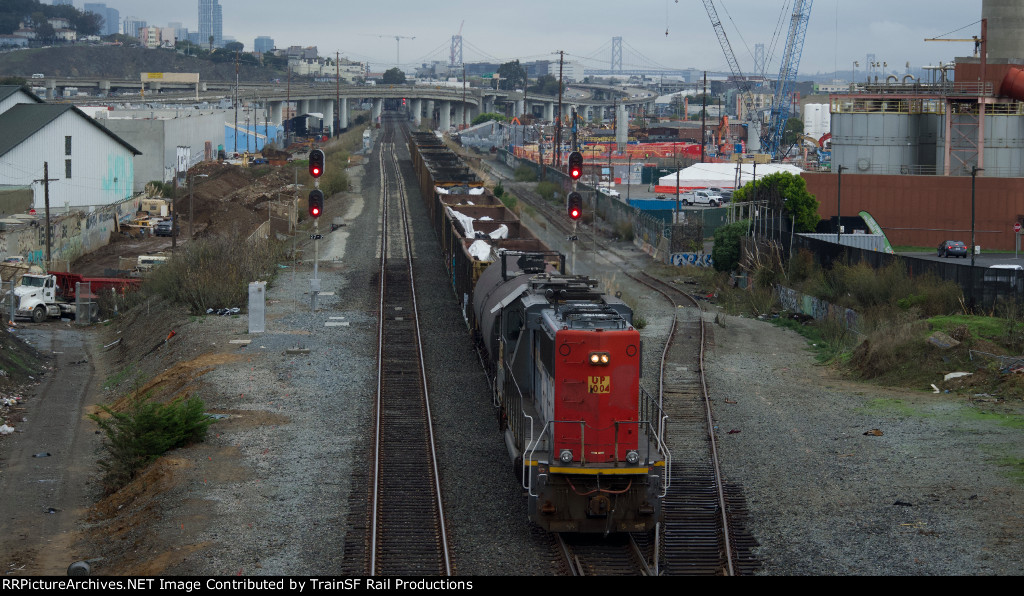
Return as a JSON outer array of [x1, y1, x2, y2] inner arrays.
[[234, 51, 239, 154], [556, 50, 564, 167], [34, 163, 59, 267], [701, 71, 707, 163], [336, 51, 341, 136], [462, 63, 467, 129]]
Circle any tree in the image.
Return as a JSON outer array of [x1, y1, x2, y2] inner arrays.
[[472, 112, 505, 126], [496, 60, 526, 91], [223, 41, 244, 53], [731, 171, 819, 232], [528, 74, 561, 96], [782, 117, 804, 146], [711, 220, 750, 272], [381, 68, 405, 85]]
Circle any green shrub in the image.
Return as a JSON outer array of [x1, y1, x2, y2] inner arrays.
[[514, 165, 538, 182], [493, 183, 504, 198], [145, 235, 286, 315], [89, 395, 214, 494], [536, 181, 559, 202], [711, 220, 750, 272]]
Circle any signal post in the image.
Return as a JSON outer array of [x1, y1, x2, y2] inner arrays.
[[308, 148, 325, 310], [567, 149, 583, 272]]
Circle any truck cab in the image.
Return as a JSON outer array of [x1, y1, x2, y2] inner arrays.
[[13, 273, 61, 323]]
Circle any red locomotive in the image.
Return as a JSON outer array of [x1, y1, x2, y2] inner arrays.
[[473, 251, 668, 533]]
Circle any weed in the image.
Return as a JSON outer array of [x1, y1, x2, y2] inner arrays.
[[103, 364, 140, 390]]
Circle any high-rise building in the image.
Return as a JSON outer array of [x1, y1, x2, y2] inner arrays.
[[84, 3, 119, 36], [105, 8, 118, 36], [52, 0, 72, 5], [254, 36, 274, 54], [122, 16, 146, 39], [198, 0, 223, 49]]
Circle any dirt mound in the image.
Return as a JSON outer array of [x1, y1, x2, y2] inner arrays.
[[186, 162, 297, 240]]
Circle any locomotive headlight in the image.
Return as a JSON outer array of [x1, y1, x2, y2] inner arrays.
[[600, 353, 610, 365], [589, 352, 611, 366], [626, 450, 640, 464], [590, 353, 600, 365], [559, 449, 573, 463]]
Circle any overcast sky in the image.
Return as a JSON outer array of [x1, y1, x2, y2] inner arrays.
[[100, 0, 985, 76]]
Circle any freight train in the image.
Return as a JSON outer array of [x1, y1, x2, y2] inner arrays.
[[408, 130, 669, 533]]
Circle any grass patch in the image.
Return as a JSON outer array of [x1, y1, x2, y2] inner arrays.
[[960, 408, 1024, 429], [995, 457, 1024, 483], [103, 364, 140, 390]]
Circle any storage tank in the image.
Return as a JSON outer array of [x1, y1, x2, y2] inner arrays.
[[802, 103, 830, 142]]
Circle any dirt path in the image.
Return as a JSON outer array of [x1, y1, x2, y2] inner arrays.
[[0, 326, 102, 576]]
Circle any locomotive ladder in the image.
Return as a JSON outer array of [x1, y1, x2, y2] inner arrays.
[[370, 120, 452, 576]]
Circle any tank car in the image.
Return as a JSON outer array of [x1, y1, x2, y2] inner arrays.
[[474, 251, 668, 533]]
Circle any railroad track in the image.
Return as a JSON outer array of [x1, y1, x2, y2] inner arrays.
[[367, 115, 451, 576], [508, 180, 759, 575]]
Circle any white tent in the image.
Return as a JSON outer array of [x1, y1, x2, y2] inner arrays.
[[657, 162, 803, 190]]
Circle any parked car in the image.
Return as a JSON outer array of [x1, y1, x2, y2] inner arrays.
[[154, 219, 176, 237], [937, 240, 967, 258]]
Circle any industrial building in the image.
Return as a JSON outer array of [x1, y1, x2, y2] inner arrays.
[[804, 0, 1024, 252], [0, 98, 140, 211]]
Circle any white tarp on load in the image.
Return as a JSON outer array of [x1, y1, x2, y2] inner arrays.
[[447, 206, 476, 236], [489, 224, 508, 240], [658, 162, 803, 189], [468, 239, 492, 261]]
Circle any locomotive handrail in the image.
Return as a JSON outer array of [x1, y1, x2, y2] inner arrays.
[[523, 419, 546, 497]]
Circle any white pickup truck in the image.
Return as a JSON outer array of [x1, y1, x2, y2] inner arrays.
[[680, 189, 723, 207]]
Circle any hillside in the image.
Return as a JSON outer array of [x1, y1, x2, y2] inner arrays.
[[0, 45, 285, 82]]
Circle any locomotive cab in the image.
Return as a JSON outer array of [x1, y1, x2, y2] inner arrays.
[[475, 252, 669, 533]]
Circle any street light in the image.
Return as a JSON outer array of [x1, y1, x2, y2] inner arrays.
[[971, 165, 984, 269], [189, 172, 209, 240], [837, 165, 848, 244]]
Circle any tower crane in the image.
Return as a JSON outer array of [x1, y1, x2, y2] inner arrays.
[[370, 34, 416, 67], [762, 0, 813, 160], [701, 0, 758, 151]]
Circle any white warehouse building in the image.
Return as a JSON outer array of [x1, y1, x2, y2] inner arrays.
[[0, 102, 140, 211]]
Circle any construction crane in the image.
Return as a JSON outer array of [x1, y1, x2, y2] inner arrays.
[[701, 0, 759, 151], [762, 0, 813, 160], [367, 34, 416, 67]]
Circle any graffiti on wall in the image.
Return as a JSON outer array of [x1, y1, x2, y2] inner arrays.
[[775, 285, 860, 331], [670, 253, 714, 268], [0, 196, 135, 262]]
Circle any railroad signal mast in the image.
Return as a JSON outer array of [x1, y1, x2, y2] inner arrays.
[[308, 147, 326, 304], [567, 150, 584, 221]]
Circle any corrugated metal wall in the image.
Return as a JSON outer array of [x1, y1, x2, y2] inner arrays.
[[804, 172, 1024, 251]]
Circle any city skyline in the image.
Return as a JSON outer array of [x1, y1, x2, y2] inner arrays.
[[64, 1, 983, 76]]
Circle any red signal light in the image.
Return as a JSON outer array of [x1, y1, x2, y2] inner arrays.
[[308, 189, 324, 219], [309, 149, 325, 179], [568, 151, 583, 181], [567, 191, 582, 221]]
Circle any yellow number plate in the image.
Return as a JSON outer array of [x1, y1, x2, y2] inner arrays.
[[588, 376, 610, 394]]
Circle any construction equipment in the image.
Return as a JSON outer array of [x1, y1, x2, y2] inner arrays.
[[762, 0, 814, 159]]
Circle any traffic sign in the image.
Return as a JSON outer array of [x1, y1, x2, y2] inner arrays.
[[1015, 222, 1021, 233]]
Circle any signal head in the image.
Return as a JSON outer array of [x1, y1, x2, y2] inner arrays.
[[309, 149, 325, 178], [568, 151, 583, 181], [567, 191, 583, 221], [308, 189, 324, 218]]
